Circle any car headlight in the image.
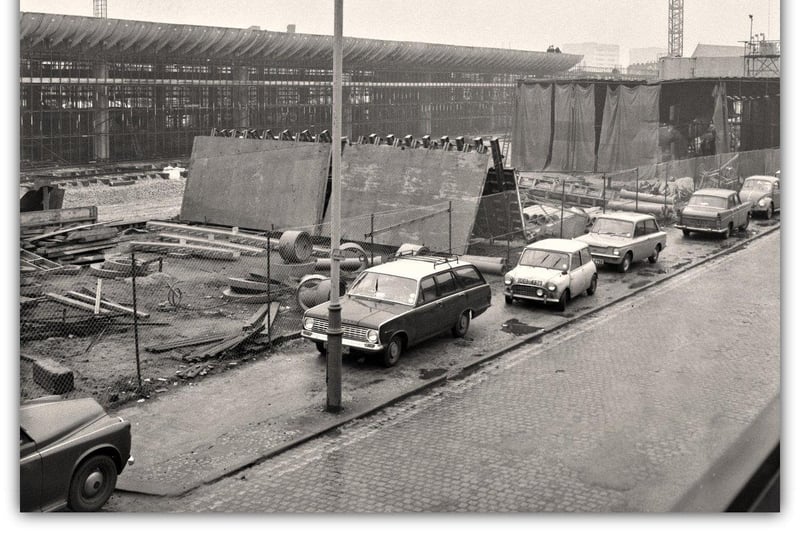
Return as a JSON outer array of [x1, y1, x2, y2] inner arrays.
[[504, 275, 514, 285], [546, 283, 557, 292], [303, 317, 315, 330], [759, 198, 768, 206], [612, 248, 620, 256], [366, 329, 379, 343]]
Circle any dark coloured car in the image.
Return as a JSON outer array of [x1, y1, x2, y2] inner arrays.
[[301, 255, 492, 367], [20, 395, 134, 512]]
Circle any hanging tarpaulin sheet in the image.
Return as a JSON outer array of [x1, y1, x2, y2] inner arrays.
[[597, 85, 661, 172], [712, 82, 731, 154], [511, 83, 552, 171], [548, 84, 596, 172]]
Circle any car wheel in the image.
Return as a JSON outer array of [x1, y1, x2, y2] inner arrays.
[[556, 290, 569, 312], [740, 213, 750, 231], [504, 295, 513, 305], [648, 244, 661, 263], [382, 335, 403, 367], [451, 311, 470, 338], [617, 252, 632, 273], [682, 229, 691, 237], [766, 204, 773, 220], [315, 342, 327, 356], [67, 454, 118, 512], [586, 274, 598, 296]]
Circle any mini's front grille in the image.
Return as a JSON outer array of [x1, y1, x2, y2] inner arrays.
[[511, 285, 551, 298], [310, 318, 369, 341]]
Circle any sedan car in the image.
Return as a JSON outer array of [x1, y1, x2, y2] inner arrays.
[[575, 212, 667, 273], [20, 395, 134, 512], [504, 238, 597, 311], [301, 255, 492, 367], [739, 175, 780, 219], [675, 188, 751, 238]]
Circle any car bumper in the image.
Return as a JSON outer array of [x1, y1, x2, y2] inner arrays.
[[675, 224, 727, 234], [301, 330, 385, 352], [588, 253, 623, 265], [505, 286, 558, 305], [750, 205, 769, 214]]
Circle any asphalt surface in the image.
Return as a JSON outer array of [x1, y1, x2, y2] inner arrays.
[[105, 217, 780, 503], [106, 226, 780, 512]]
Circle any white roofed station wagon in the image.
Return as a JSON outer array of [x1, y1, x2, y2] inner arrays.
[[301, 255, 492, 367], [504, 238, 598, 312]]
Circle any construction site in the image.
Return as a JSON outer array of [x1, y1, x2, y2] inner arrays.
[[19, 2, 780, 411]]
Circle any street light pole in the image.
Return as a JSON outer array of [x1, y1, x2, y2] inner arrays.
[[326, 0, 343, 413]]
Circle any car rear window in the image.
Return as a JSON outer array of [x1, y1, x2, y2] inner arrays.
[[434, 271, 458, 296], [453, 266, 484, 288]]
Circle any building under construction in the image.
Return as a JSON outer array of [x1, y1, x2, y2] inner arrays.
[[19, 11, 581, 166]]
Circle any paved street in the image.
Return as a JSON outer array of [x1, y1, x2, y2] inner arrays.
[[107, 229, 780, 512]]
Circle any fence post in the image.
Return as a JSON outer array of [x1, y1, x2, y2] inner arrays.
[[560, 179, 566, 238], [370, 213, 375, 265], [130, 251, 142, 391], [266, 236, 272, 348], [665, 161, 670, 218], [448, 201, 452, 255], [635, 167, 639, 213], [602, 174, 606, 214]]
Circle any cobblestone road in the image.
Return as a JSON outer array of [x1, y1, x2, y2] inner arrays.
[[108, 230, 780, 512]]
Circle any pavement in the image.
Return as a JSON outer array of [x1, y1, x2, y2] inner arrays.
[[112, 222, 780, 500]]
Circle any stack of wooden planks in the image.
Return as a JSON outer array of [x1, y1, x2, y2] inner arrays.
[[20, 206, 120, 266]]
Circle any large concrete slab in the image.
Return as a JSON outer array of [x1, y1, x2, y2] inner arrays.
[[330, 144, 491, 254], [180, 137, 329, 231]]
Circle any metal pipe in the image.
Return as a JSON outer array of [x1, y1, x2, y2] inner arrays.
[[326, 0, 343, 413], [560, 179, 566, 238], [130, 251, 142, 390]]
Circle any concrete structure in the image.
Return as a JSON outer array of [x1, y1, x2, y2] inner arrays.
[[19, 11, 580, 165]]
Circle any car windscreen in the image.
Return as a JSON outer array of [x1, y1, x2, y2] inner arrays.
[[687, 194, 728, 208], [348, 272, 418, 305], [589, 218, 633, 237], [519, 249, 570, 270], [742, 179, 773, 192]]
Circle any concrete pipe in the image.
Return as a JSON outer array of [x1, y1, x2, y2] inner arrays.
[[264, 260, 317, 284], [606, 200, 673, 216], [459, 254, 507, 276], [339, 242, 369, 273], [315, 256, 383, 271], [277, 230, 314, 263], [618, 189, 675, 204], [296, 274, 348, 311], [396, 243, 430, 257]]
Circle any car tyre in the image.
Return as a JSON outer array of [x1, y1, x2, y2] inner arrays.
[[617, 252, 633, 273], [315, 342, 327, 356], [766, 204, 773, 220], [382, 335, 403, 367], [586, 274, 597, 296], [740, 213, 750, 231], [67, 454, 118, 512], [556, 290, 569, 312], [648, 245, 661, 263], [722, 223, 732, 239], [504, 295, 513, 305], [682, 229, 691, 237], [451, 311, 470, 338]]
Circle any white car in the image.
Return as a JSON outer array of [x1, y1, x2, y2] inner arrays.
[[503, 238, 597, 311]]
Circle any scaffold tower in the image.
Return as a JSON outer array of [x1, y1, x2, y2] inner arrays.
[[668, 0, 684, 57]]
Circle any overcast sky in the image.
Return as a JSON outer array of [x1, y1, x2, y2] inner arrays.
[[19, 0, 780, 64]]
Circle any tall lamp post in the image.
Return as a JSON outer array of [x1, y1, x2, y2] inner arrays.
[[326, 0, 344, 413]]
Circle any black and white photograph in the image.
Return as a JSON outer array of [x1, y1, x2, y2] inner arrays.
[[6, 0, 792, 522]]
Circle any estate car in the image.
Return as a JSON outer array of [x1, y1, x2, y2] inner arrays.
[[676, 188, 751, 238], [301, 255, 492, 367], [20, 395, 134, 512], [504, 238, 597, 311], [739, 175, 780, 219], [575, 212, 667, 273]]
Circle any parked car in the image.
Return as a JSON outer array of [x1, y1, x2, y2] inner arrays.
[[739, 175, 780, 219], [575, 212, 667, 273], [20, 395, 134, 512], [301, 255, 492, 367], [504, 238, 597, 311], [675, 188, 751, 238]]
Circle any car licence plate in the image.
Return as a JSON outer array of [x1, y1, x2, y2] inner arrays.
[[593, 258, 604, 265]]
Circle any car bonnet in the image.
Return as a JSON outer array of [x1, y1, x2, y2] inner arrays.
[[510, 265, 564, 284], [20, 397, 108, 450]]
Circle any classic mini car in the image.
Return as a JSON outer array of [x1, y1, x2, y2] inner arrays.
[[739, 175, 780, 219], [504, 238, 597, 311], [575, 212, 667, 273], [301, 255, 492, 367], [20, 395, 133, 512], [675, 188, 751, 238]]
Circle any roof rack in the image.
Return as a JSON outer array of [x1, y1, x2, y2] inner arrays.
[[389, 252, 461, 268]]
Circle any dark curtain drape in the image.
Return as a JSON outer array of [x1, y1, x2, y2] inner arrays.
[[548, 83, 596, 171], [597, 85, 661, 171], [712, 82, 730, 154], [511, 83, 552, 170]]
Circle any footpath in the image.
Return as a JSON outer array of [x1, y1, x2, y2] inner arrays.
[[114, 224, 780, 498]]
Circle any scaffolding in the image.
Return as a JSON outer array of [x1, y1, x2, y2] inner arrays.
[[744, 38, 780, 78]]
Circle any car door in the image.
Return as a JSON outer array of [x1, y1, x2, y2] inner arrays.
[[578, 248, 594, 292], [414, 275, 442, 342], [20, 428, 42, 511], [432, 270, 463, 335], [631, 221, 648, 260], [567, 251, 588, 294]]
